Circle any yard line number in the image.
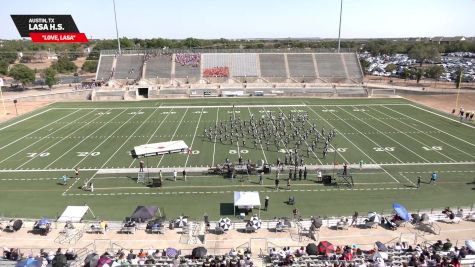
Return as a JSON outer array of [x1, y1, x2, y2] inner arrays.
[[229, 149, 248, 154], [26, 152, 101, 157], [422, 146, 442, 151], [373, 147, 395, 152]]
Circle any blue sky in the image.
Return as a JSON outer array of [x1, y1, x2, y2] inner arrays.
[[1, 0, 474, 39]]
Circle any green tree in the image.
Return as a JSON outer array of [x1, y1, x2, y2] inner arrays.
[[43, 67, 57, 89], [0, 60, 8, 75], [359, 58, 370, 72], [8, 64, 35, 85], [408, 45, 440, 66], [82, 60, 98, 73], [414, 68, 424, 83], [425, 65, 445, 80], [51, 57, 77, 74], [400, 68, 411, 80], [385, 64, 397, 73]]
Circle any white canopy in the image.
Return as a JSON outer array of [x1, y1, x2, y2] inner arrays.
[[234, 192, 261, 216], [133, 140, 189, 158], [57, 206, 90, 222]]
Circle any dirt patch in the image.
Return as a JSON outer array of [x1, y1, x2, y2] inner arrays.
[[0, 101, 52, 123], [403, 93, 475, 114]]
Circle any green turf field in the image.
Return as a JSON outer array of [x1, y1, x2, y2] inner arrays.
[[0, 98, 473, 221]]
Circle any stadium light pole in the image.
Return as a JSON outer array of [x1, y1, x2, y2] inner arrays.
[[112, 0, 122, 54], [337, 0, 343, 53]]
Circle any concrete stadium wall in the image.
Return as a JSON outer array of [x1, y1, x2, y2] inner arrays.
[[4, 90, 92, 102]]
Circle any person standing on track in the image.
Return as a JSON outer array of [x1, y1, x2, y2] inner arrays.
[[429, 172, 438, 184], [417, 176, 421, 188], [182, 169, 187, 181], [74, 167, 79, 179], [173, 170, 177, 182], [139, 160, 144, 172]]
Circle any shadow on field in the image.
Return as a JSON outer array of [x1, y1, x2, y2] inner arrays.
[[219, 203, 234, 216]]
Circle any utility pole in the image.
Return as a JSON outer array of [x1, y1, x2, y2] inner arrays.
[[112, 0, 121, 54], [337, 0, 343, 53]]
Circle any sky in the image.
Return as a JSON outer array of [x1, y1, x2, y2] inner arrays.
[[1, 0, 474, 40]]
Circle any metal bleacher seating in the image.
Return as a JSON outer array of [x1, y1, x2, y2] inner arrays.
[[259, 54, 287, 78], [145, 55, 172, 79], [343, 53, 364, 80], [230, 53, 258, 77], [114, 55, 144, 79], [174, 54, 201, 79], [315, 53, 347, 80], [287, 54, 316, 79], [96, 55, 114, 80]]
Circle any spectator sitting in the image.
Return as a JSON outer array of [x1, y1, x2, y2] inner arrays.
[[127, 249, 136, 261], [137, 249, 147, 258], [65, 248, 77, 260], [443, 239, 453, 251]]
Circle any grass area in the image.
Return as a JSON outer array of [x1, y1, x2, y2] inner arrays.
[[0, 98, 474, 221]]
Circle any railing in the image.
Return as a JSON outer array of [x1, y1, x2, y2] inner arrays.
[[100, 48, 356, 55]]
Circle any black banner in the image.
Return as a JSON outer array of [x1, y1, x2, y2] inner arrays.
[[11, 15, 80, 37]]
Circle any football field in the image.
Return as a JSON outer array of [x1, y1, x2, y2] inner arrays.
[[0, 98, 474, 220]]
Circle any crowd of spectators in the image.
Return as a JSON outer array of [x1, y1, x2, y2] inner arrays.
[[203, 67, 230, 77], [268, 239, 475, 267], [175, 53, 201, 67], [79, 247, 254, 267], [2, 247, 77, 267]]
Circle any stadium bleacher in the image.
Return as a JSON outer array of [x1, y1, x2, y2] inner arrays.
[[96, 55, 114, 81], [259, 54, 287, 79], [95, 51, 364, 87], [287, 54, 316, 80], [174, 53, 201, 80], [315, 53, 348, 81], [230, 53, 259, 77], [343, 53, 364, 80], [114, 55, 144, 80], [144, 54, 172, 79]]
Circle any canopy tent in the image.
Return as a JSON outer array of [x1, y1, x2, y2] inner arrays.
[[57, 206, 93, 223], [234, 191, 261, 217], [132, 141, 189, 158], [129, 206, 159, 222]]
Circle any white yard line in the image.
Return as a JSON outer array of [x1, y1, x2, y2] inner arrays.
[[128, 107, 173, 168], [94, 108, 158, 169], [337, 106, 432, 163], [306, 105, 400, 183], [44, 109, 128, 168], [232, 107, 241, 158], [0, 108, 51, 131], [0, 109, 97, 166], [362, 109, 455, 162], [72, 108, 139, 169], [305, 106, 377, 164], [327, 106, 404, 163], [409, 104, 475, 130], [15, 109, 109, 170], [276, 107, 322, 165], [369, 106, 475, 160], [156, 108, 189, 167], [184, 108, 204, 168], [211, 107, 220, 167], [247, 107, 268, 164], [397, 172, 417, 187], [49, 104, 409, 110], [384, 105, 475, 148], [0, 109, 81, 151]]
